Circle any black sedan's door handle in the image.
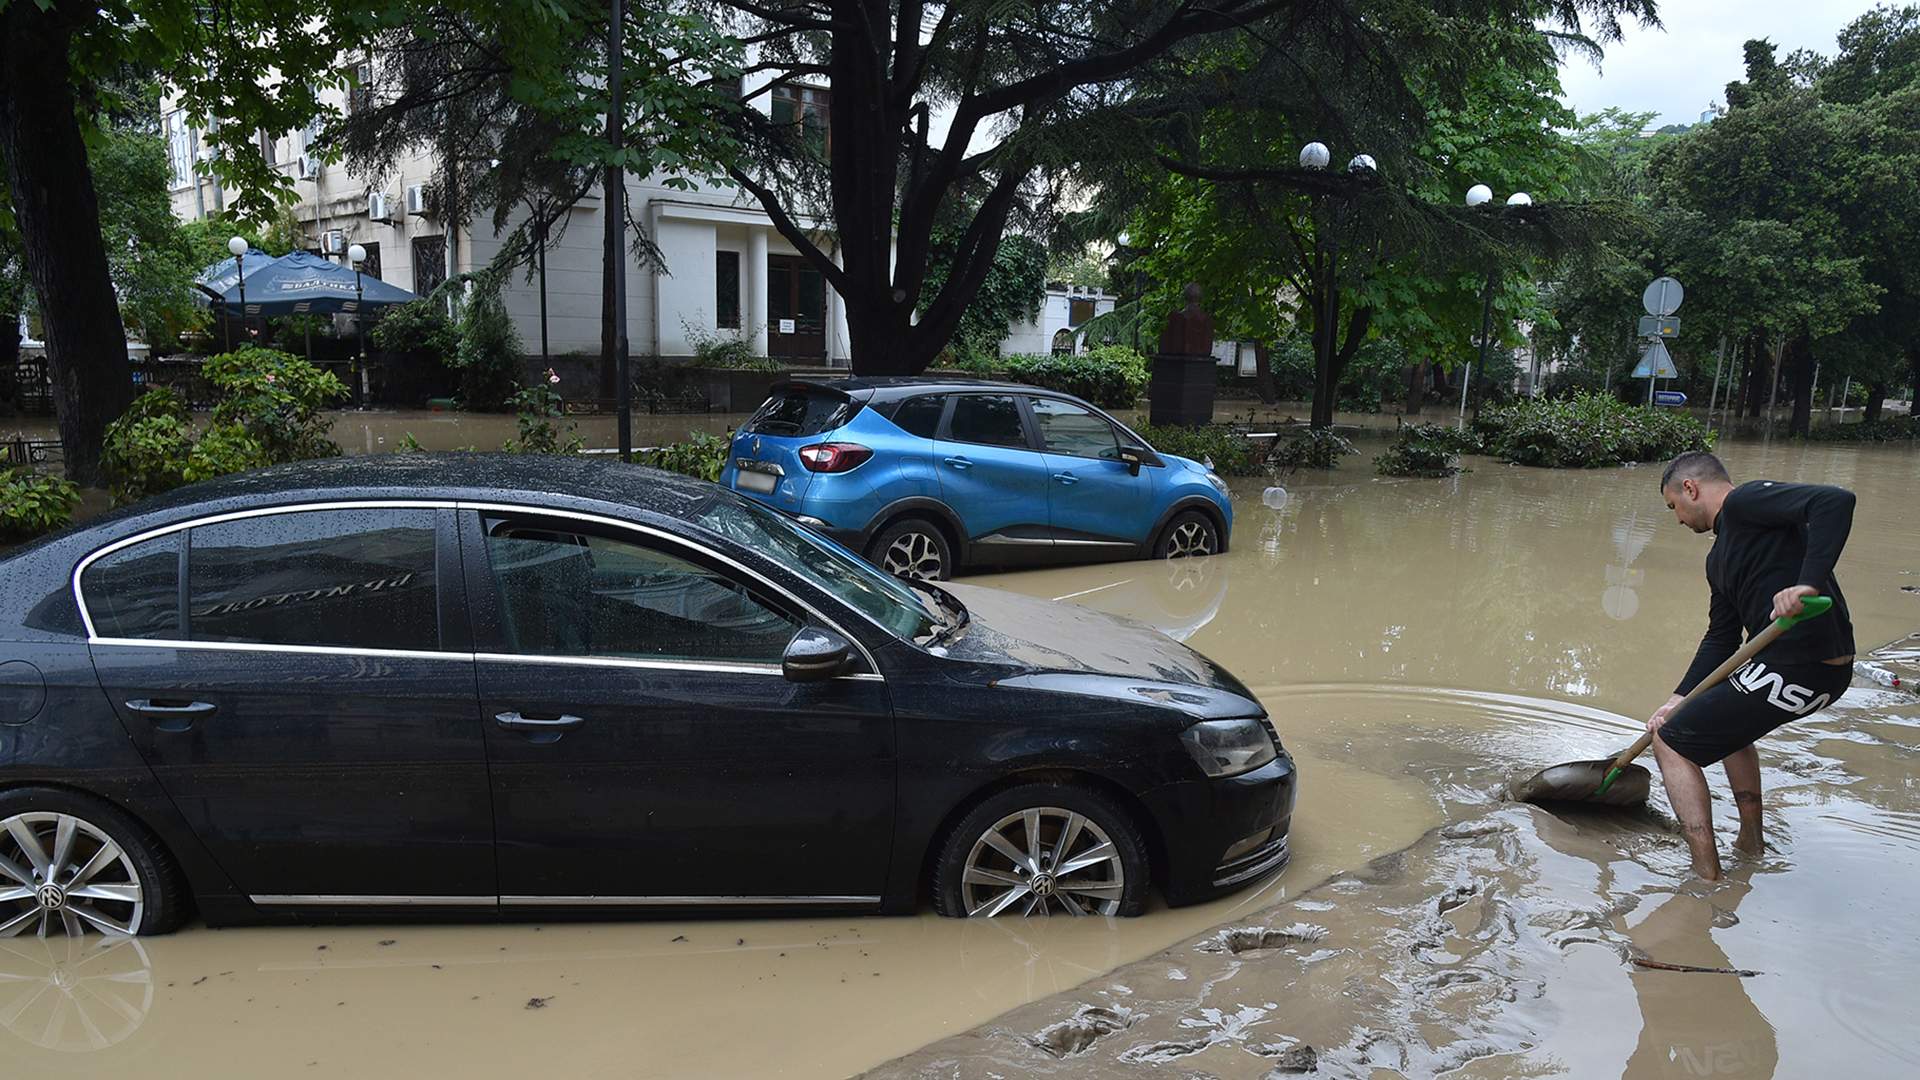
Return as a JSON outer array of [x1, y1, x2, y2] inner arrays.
[[125, 699, 216, 733], [494, 711, 586, 744]]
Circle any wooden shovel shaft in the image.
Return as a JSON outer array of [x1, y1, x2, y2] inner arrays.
[[1607, 619, 1793, 774]]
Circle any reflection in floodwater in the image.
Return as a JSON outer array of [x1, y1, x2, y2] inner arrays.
[[0, 936, 153, 1054], [3, 434, 1914, 1078]]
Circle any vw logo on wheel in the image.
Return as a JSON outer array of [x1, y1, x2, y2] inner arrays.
[[37, 883, 66, 911]]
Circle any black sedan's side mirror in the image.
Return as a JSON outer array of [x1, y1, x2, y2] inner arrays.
[[783, 627, 854, 682]]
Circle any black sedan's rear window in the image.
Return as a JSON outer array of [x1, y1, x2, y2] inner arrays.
[[744, 388, 858, 436]]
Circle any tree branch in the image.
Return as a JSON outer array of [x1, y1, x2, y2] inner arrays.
[[722, 162, 851, 295]]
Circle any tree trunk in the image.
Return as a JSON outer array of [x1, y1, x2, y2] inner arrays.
[[0, 0, 136, 483], [1742, 333, 1768, 418], [1908, 345, 1920, 413], [1864, 381, 1886, 424], [1402, 362, 1425, 415], [1252, 341, 1278, 405], [1786, 332, 1814, 437]]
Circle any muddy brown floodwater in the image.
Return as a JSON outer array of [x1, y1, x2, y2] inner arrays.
[[1, 426, 1916, 1079]]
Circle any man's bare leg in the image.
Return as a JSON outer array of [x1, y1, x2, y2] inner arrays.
[[1722, 744, 1764, 855], [1653, 733, 1722, 880]]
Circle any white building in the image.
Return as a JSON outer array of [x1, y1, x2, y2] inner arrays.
[[162, 72, 1091, 370], [998, 285, 1116, 356]]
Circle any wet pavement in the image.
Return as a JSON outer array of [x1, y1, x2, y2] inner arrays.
[[2, 422, 1917, 1078]]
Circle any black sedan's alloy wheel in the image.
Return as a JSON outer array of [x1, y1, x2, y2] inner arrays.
[[933, 783, 1149, 917], [0, 789, 185, 938]]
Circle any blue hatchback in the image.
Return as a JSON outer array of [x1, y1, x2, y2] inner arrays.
[[718, 378, 1233, 580]]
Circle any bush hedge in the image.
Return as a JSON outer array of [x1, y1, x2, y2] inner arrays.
[[1375, 423, 1475, 478], [1268, 428, 1358, 472], [935, 345, 1149, 408], [1475, 392, 1712, 468], [0, 469, 81, 543], [1130, 422, 1264, 476], [1805, 414, 1919, 442]]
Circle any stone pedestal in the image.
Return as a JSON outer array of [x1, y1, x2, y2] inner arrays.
[[1148, 283, 1217, 427]]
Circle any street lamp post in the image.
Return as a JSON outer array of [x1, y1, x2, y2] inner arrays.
[[348, 243, 369, 409], [1117, 231, 1144, 354], [227, 236, 248, 351], [1459, 187, 1529, 425], [1297, 143, 1376, 429]]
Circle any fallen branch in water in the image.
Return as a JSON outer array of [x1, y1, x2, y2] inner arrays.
[[1630, 957, 1761, 977]]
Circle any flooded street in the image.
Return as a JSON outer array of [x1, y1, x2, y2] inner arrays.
[[3, 425, 1916, 1078]]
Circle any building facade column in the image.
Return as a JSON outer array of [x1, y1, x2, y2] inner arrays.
[[748, 228, 769, 357]]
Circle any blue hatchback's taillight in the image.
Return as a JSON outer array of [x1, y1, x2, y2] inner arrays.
[[797, 443, 873, 473]]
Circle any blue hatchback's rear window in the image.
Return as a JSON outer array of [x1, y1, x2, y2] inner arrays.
[[745, 388, 856, 436]]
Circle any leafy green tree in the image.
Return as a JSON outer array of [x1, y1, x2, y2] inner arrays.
[[922, 231, 1048, 366]]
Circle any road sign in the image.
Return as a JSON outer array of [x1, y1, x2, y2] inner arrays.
[[1632, 339, 1679, 379], [1654, 390, 1688, 407], [1642, 276, 1684, 317], [1637, 315, 1681, 338]]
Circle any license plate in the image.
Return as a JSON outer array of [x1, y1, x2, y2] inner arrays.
[[736, 469, 777, 494]]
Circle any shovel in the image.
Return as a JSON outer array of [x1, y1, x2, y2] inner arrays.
[[1511, 596, 1835, 807]]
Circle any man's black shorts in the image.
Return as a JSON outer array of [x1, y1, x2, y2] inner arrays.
[[1657, 658, 1852, 767]]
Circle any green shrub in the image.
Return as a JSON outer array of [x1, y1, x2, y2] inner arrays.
[[1268, 427, 1358, 472], [452, 288, 523, 410], [371, 299, 459, 362], [0, 469, 81, 542], [1002, 347, 1148, 408], [1375, 424, 1475, 478], [502, 369, 584, 455], [102, 387, 196, 501], [1477, 392, 1713, 468], [635, 431, 730, 482], [204, 345, 347, 464], [683, 322, 781, 371], [1806, 415, 1919, 442], [103, 349, 346, 503], [1131, 422, 1264, 476]]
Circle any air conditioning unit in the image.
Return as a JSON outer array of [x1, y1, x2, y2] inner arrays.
[[405, 184, 431, 217], [297, 152, 318, 180], [321, 229, 345, 255], [368, 191, 391, 222]]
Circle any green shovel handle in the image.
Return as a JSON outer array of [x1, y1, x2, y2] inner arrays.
[[1595, 595, 1835, 797]]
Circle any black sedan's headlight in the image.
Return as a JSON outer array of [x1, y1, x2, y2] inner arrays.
[[1180, 717, 1278, 778]]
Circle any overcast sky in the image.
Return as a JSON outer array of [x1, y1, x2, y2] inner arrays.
[[1557, 1, 1884, 127]]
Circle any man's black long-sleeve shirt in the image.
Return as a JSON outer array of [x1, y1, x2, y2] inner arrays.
[[1676, 480, 1857, 695]]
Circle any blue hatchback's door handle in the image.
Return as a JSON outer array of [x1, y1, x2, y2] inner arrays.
[[943, 456, 974, 471], [1052, 472, 1078, 485]]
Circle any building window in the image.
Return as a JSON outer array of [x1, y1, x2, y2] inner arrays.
[[348, 61, 375, 114], [412, 235, 447, 297], [716, 250, 741, 329], [355, 241, 382, 282], [1068, 298, 1096, 327], [258, 129, 278, 168], [163, 113, 194, 190], [771, 84, 831, 158]]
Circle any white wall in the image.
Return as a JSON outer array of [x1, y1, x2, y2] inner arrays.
[[999, 288, 1116, 356]]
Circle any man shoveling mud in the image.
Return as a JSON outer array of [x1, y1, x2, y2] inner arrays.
[[1650, 451, 1855, 880]]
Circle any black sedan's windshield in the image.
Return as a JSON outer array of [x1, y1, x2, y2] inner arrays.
[[690, 495, 949, 642]]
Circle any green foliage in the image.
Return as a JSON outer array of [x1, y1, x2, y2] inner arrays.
[[1268, 428, 1359, 472], [0, 470, 82, 543], [452, 287, 524, 411], [90, 124, 204, 348], [1131, 422, 1264, 476], [683, 322, 779, 370], [635, 431, 730, 482], [925, 233, 1049, 367], [371, 300, 460, 362], [204, 346, 348, 463], [1804, 414, 1920, 442], [100, 388, 196, 501], [102, 349, 345, 502], [1375, 423, 1476, 478], [1477, 392, 1713, 468], [501, 369, 584, 454], [995, 348, 1148, 408]]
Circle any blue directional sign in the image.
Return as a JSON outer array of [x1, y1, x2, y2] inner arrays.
[[1654, 390, 1688, 407]]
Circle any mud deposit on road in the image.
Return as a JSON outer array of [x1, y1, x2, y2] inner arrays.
[[4, 433, 1916, 1078]]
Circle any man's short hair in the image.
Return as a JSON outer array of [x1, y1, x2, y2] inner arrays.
[[1661, 451, 1731, 491]]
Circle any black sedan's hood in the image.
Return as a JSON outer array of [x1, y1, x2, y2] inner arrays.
[[934, 582, 1263, 720]]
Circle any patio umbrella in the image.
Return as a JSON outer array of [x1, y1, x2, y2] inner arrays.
[[195, 247, 275, 301], [213, 251, 417, 317]]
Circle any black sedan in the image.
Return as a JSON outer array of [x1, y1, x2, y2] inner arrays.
[[0, 455, 1294, 936]]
